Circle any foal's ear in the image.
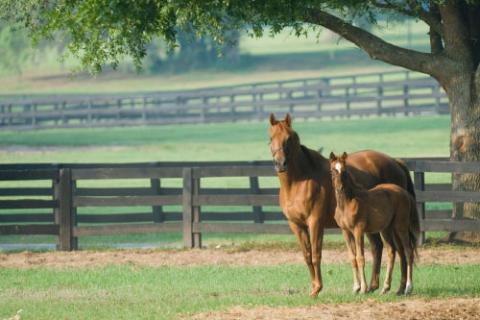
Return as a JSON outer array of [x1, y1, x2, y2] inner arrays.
[[284, 113, 292, 127], [341, 152, 348, 161], [329, 152, 336, 161], [269, 113, 278, 126]]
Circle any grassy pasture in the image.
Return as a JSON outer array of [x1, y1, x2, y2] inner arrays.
[[0, 263, 478, 320], [0, 115, 449, 160]]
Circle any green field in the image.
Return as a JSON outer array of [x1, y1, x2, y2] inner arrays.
[[0, 263, 478, 320], [0, 115, 449, 163]]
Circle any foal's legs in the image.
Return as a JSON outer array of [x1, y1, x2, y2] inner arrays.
[[353, 227, 368, 294], [341, 229, 360, 293], [366, 233, 383, 292], [380, 231, 396, 294], [288, 222, 316, 294]]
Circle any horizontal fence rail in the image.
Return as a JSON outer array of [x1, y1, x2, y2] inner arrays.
[[0, 70, 449, 130], [0, 158, 479, 250]]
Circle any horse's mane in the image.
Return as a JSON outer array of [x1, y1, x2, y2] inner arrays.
[[300, 145, 316, 168]]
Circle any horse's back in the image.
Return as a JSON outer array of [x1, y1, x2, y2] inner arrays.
[[369, 183, 414, 214], [347, 150, 408, 191]]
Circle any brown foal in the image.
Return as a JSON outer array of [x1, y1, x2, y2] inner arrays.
[[330, 152, 420, 295], [268, 113, 416, 297]]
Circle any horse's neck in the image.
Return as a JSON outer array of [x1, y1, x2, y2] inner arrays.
[[278, 147, 327, 190], [335, 172, 362, 209]]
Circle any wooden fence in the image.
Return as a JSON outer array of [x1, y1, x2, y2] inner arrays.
[[0, 70, 448, 130], [1, 159, 479, 250]]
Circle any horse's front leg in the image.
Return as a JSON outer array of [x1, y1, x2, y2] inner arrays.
[[288, 221, 315, 294], [353, 227, 368, 294], [307, 218, 324, 297]]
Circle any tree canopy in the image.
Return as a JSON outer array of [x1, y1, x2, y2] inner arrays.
[[1, 1, 474, 77]]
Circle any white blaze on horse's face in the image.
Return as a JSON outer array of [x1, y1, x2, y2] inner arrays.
[[335, 162, 342, 173]]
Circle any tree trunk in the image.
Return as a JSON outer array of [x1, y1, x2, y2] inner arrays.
[[446, 71, 480, 241]]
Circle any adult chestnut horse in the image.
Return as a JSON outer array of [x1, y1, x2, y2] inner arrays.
[[268, 113, 415, 297]]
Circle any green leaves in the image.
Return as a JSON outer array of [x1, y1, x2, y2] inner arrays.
[[0, 0, 424, 74]]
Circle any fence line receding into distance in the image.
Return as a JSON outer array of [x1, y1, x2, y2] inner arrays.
[[0, 70, 448, 130]]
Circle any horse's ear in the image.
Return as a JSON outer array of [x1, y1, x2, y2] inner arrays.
[[329, 152, 336, 161], [284, 113, 292, 127], [269, 113, 278, 126], [341, 152, 348, 161]]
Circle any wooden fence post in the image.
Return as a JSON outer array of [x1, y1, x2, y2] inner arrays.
[[414, 171, 426, 245], [193, 175, 202, 248], [403, 84, 409, 116], [182, 168, 194, 248], [449, 173, 464, 242], [151, 178, 164, 223], [376, 85, 383, 115], [54, 168, 76, 251], [250, 176, 264, 223]]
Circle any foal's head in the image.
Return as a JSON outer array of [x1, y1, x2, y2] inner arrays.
[[329, 152, 348, 190], [268, 113, 300, 173]]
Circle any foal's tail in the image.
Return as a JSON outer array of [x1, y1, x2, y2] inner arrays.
[[408, 196, 421, 259], [395, 159, 416, 199]]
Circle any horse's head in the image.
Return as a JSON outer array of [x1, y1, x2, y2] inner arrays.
[[329, 151, 348, 189], [268, 113, 300, 173]]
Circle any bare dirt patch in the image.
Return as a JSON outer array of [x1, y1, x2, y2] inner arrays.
[[185, 298, 480, 320], [0, 246, 479, 269]]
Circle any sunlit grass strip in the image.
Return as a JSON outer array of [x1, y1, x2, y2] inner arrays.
[[0, 263, 478, 320]]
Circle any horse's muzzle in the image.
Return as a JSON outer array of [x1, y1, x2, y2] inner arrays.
[[274, 160, 287, 173]]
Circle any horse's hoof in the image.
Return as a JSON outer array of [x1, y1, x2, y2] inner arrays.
[[352, 285, 360, 294], [368, 284, 379, 293], [380, 287, 390, 295], [359, 287, 368, 294], [310, 285, 322, 297], [404, 284, 413, 295]]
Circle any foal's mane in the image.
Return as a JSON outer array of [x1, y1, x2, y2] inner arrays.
[[341, 169, 366, 199]]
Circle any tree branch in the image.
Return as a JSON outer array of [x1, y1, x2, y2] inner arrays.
[[304, 8, 449, 79], [371, 0, 443, 36]]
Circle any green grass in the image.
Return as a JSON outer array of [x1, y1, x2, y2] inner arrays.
[[0, 115, 449, 162], [0, 263, 478, 320]]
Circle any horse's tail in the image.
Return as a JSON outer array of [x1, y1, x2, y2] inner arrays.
[[408, 196, 420, 259], [395, 159, 416, 200]]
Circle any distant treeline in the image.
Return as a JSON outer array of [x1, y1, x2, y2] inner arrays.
[[0, 23, 241, 75]]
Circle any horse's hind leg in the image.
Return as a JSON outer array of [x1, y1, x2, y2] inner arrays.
[[341, 229, 360, 293], [398, 232, 414, 295], [288, 222, 316, 296], [393, 234, 407, 295], [380, 231, 396, 294], [366, 232, 383, 292]]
